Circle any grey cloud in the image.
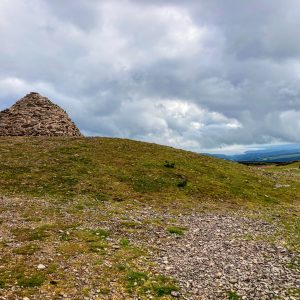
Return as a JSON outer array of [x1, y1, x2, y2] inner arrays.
[[1, 0, 300, 153]]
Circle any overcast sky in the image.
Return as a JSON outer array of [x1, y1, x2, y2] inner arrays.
[[1, 0, 300, 153]]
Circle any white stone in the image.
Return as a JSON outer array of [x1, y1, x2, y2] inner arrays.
[[37, 264, 46, 270]]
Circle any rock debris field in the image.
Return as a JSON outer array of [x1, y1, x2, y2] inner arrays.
[[149, 214, 299, 300], [0, 196, 299, 300]]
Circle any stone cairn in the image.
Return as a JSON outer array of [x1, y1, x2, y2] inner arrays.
[[0, 92, 83, 136]]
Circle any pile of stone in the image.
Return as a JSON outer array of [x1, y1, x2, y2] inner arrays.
[[0, 92, 82, 136]]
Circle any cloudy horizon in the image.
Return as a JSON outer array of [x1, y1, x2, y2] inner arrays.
[[1, 0, 300, 154]]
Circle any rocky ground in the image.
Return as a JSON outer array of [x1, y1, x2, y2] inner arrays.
[[110, 207, 299, 300], [0, 196, 299, 300], [150, 214, 299, 300]]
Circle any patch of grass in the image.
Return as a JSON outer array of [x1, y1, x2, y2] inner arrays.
[[120, 238, 130, 247], [167, 226, 187, 235], [116, 263, 127, 271], [150, 275, 179, 297], [228, 291, 240, 300], [124, 269, 179, 297], [287, 257, 300, 271], [99, 287, 110, 295], [75, 228, 110, 242], [120, 221, 141, 229], [288, 288, 300, 297], [126, 270, 148, 288], [13, 243, 40, 255], [131, 175, 168, 193], [59, 231, 72, 241], [58, 242, 89, 256], [46, 262, 59, 274], [95, 193, 109, 202], [88, 241, 107, 253], [17, 274, 45, 288], [114, 245, 146, 262], [12, 227, 49, 242], [23, 216, 42, 222], [0, 280, 5, 289]]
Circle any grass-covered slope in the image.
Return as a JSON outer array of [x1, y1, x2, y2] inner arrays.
[[0, 137, 299, 208], [0, 137, 299, 299]]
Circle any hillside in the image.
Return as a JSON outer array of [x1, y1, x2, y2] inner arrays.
[[0, 137, 299, 299]]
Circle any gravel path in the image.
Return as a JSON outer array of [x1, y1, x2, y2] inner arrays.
[[146, 214, 300, 300]]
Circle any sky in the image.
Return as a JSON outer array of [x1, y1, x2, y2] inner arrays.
[[1, 0, 300, 154]]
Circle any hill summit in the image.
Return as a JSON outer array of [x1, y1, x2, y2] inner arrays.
[[0, 92, 82, 136]]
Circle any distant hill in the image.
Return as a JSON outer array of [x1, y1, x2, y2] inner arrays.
[[209, 144, 300, 163]]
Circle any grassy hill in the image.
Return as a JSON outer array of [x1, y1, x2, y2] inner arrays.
[[0, 137, 299, 207], [0, 137, 299, 299]]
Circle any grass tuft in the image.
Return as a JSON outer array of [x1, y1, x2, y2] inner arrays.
[[13, 243, 40, 255], [167, 226, 187, 235], [17, 274, 45, 288], [228, 290, 240, 300]]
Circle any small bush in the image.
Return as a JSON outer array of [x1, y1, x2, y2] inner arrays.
[[164, 161, 175, 168], [177, 177, 187, 188]]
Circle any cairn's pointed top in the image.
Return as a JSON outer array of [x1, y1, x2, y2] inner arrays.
[[0, 92, 83, 137]]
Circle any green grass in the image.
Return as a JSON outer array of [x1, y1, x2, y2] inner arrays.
[[12, 227, 49, 242], [75, 228, 110, 241], [228, 290, 240, 300], [126, 270, 148, 288], [0, 136, 299, 298], [0, 280, 5, 289], [125, 270, 179, 297], [17, 274, 45, 288], [13, 243, 40, 255], [167, 226, 187, 235], [120, 238, 130, 246], [150, 275, 179, 297], [0, 136, 298, 207]]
